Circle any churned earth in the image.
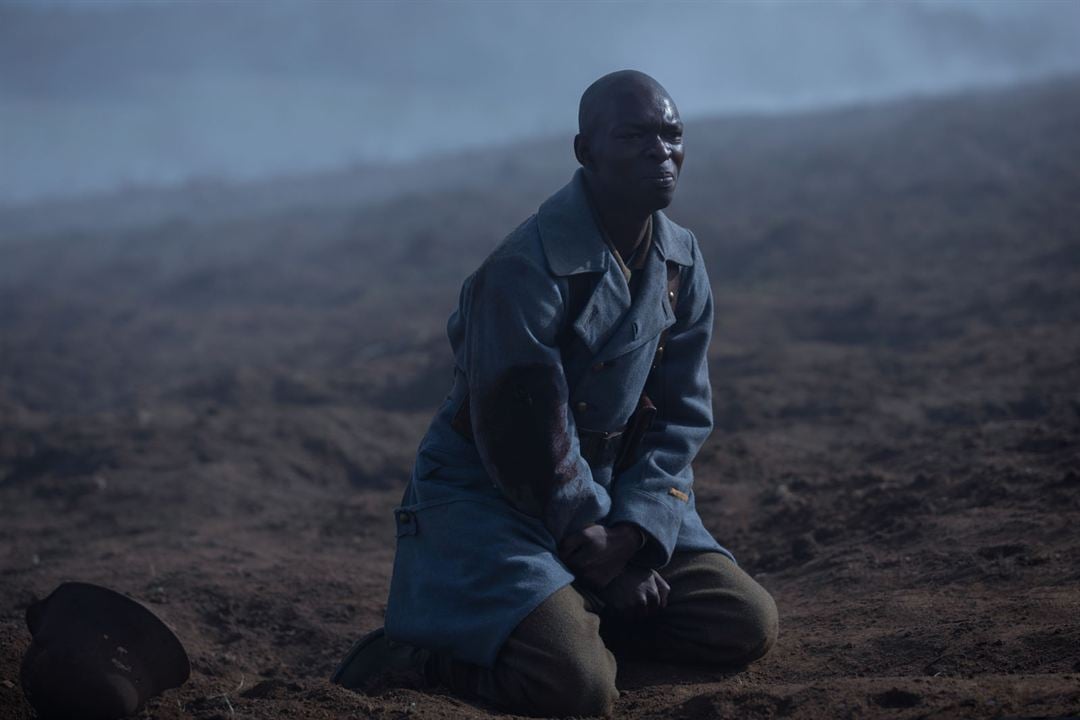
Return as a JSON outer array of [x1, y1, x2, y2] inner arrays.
[[2, 76, 1079, 719]]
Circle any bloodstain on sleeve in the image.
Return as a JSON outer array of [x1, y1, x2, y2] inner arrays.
[[473, 363, 577, 516]]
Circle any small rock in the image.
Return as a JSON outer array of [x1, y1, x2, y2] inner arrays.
[[873, 688, 921, 709]]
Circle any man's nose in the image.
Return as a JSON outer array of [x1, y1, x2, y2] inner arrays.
[[644, 134, 672, 161]]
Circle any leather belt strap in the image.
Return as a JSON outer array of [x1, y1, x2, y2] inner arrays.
[[576, 426, 626, 469]]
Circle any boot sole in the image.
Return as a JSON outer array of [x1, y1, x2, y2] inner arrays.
[[330, 627, 386, 687]]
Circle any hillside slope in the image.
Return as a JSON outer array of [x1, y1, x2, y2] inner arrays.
[[2, 76, 1079, 719]]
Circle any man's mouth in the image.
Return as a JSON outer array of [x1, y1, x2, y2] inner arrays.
[[645, 173, 676, 187]]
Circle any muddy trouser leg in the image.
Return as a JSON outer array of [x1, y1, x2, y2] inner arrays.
[[428, 585, 618, 718], [603, 551, 779, 667], [427, 553, 775, 715]]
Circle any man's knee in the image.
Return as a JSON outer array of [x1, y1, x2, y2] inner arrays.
[[659, 553, 779, 667], [729, 584, 779, 663], [496, 586, 618, 716], [532, 651, 617, 717], [700, 564, 779, 666], [498, 634, 617, 717]]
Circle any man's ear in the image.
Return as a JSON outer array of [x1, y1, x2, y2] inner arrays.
[[573, 133, 591, 168]]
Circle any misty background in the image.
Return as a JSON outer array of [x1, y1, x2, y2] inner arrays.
[[3, 3, 1080, 717], [3, 0, 1080, 207]]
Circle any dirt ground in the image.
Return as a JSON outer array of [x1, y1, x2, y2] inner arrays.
[[2, 76, 1079, 719]]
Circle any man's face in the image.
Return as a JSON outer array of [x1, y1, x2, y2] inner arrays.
[[583, 83, 685, 212]]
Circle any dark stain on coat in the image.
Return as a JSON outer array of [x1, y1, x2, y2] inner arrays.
[[474, 363, 577, 516]]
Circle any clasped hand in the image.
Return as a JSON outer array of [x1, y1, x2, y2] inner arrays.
[[558, 523, 641, 588], [559, 523, 670, 621], [600, 564, 670, 621]]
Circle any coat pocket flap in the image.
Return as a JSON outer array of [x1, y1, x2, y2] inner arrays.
[[394, 507, 418, 537]]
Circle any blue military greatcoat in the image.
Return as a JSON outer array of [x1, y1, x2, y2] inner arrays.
[[384, 169, 731, 668]]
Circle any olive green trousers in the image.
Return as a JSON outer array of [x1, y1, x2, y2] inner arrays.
[[430, 551, 779, 718]]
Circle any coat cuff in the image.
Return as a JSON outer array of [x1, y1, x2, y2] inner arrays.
[[605, 489, 682, 569]]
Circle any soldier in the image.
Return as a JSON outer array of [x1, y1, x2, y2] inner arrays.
[[333, 70, 778, 717]]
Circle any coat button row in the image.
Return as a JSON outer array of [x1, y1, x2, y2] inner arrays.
[[575, 401, 589, 414]]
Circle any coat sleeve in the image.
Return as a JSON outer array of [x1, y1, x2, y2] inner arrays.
[[604, 232, 714, 568], [460, 253, 611, 544]]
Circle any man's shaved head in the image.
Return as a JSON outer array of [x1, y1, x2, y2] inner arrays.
[[578, 70, 672, 141], [574, 70, 685, 214]]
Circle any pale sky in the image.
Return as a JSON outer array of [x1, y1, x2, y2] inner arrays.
[[2, 0, 1079, 204]]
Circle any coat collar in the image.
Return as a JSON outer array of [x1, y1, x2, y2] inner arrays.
[[536, 169, 694, 359], [536, 168, 694, 277]]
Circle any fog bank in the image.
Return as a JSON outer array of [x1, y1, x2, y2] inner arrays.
[[2, 0, 1079, 204]]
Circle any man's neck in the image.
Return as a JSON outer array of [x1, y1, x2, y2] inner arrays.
[[584, 178, 651, 261], [595, 204, 651, 262]]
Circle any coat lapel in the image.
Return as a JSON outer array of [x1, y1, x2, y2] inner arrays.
[[592, 210, 696, 362], [537, 170, 628, 354], [571, 268, 630, 354], [593, 244, 674, 363], [537, 170, 695, 359]]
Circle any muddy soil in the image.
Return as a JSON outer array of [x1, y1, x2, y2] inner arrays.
[[2, 77, 1079, 719]]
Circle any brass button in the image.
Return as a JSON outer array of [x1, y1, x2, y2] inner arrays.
[[575, 401, 589, 414], [668, 290, 676, 300], [398, 512, 411, 524], [591, 361, 606, 372], [656, 346, 665, 358]]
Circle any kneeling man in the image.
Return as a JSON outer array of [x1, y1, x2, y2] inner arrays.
[[333, 70, 778, 717]]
